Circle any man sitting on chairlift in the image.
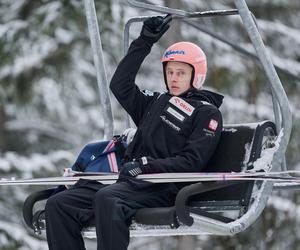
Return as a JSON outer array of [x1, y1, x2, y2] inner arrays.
[[45, 15, 224, 250]]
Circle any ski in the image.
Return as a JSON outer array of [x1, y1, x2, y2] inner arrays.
[[1, 170, 300, 186]]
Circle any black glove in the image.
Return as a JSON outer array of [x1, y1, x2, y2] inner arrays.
[[140, 14, 172, 43], [119, 161, 143, 177]]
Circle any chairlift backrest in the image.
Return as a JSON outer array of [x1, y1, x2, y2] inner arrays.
[[188, 121, 276, 210]]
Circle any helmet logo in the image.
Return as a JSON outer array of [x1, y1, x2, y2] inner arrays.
[[164, 50, 185, 58]]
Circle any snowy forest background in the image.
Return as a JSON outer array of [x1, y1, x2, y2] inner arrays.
[[0, 0, 300, 249]]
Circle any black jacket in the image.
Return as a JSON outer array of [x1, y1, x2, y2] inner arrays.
[[110, 37, 223, 173]]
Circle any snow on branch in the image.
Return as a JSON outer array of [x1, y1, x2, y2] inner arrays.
[[0, 30, 77, 81], [258, 19, 300, 45], [269, 196, 300, 219], [5, 118, 81, 145], [270, 51, 300, 77], [0, 20, 28, 41], [0, 220, 48, 250], [0, 150, 74, 177]]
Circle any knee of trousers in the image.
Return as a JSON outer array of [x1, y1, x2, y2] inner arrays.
[[93, 187, 124, 212], [93, 188, 132, 223], [94, 188, 113, 206], [45, 193, 64, 216]]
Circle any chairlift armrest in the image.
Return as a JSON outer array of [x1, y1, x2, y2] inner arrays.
[[175, 180, 244, 226], [23, 188, 57, 229]]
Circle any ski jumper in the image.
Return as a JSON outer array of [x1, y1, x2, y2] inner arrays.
[[45, 36, 223, 250]]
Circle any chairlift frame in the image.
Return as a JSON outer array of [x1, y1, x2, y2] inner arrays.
[[22, 0, 294, 240], [83, 0, 291, 236], [85, 0, 291, 170]]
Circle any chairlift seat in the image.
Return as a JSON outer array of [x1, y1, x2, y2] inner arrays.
[[23, 120, 277, 237]]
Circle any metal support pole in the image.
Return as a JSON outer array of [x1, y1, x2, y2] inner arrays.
[[271, 90, 287, 171], [234, 0, 292, 172], [270, 87, 282, 134], [83, 0, 114, 139]]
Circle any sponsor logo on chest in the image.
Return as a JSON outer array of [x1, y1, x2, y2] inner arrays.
[[160, 115, 181, 132], [169, 97, 195, 116], [166, 107, 185, 121]]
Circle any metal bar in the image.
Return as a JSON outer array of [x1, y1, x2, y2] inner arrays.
[[124, 17, 151, 54], [271, 88, 282, 135], [175, 180, 243, 226], [234, 0, 292, 172], [187, 9, 239, 18], [127, 0, 240, 18], [83, 0, 114, 139], [270, 93, 288, 172], [127, 0, 189, 17]]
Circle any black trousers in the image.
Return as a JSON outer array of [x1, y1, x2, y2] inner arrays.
[[45, 178, 178, 250]]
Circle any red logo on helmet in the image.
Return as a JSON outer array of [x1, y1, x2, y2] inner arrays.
[[208, 119, 218, 131]]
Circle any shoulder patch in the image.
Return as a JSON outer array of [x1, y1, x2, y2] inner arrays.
[[141, 90, 154, 96], [169, 97, 195, 116], [208, 119, 219, 131]]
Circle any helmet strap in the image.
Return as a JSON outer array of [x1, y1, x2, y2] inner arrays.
[[162, 62, 169, 90], [189, 66, 195, 87]]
